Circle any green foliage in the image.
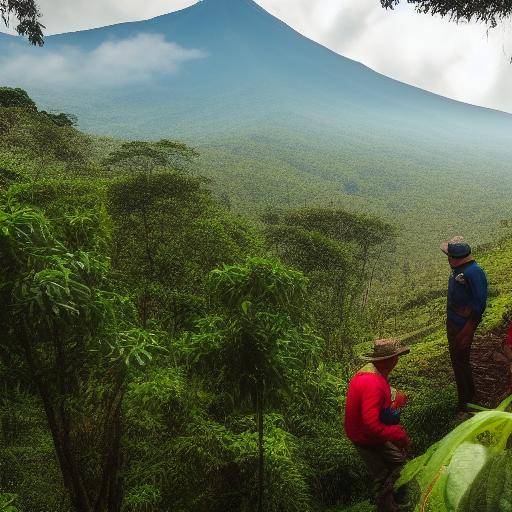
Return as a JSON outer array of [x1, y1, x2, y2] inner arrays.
[[458, 449, 512, 511], [396, 396, 512, 511], [40, 111, 78, 127], [6, 95, 512, 512], [0, 88, 37, 111], [107, 169, 260, 330], [188, 257, 318, 404], [264, 207, 395, 360], [102, 139, 199, 175], [0, 493, 19, 512], [336, 502, 375, 512], [381, 0, 512, 28], [0, 188, 158, 510], [182, 258, 322, 511], [0, 390, 71, 510], [0, 0, 44, 45], [0, 104, 92, 181], [6, 179, 110, 252]]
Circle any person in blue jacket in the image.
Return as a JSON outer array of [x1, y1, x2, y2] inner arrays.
[[441, 236, 488, 418]]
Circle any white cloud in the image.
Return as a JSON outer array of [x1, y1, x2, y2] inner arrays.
[[0, 33, 205, 88], [258, 0, 512, 112]]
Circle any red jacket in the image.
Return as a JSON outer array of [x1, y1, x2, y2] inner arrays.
[[344, 369, 409, 446]]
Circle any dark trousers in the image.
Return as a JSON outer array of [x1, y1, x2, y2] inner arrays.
[[356, 442, 406, 512], [447, 320, 475, 409]]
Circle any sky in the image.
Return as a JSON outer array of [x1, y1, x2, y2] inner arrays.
[[2, 0, 512, 113]]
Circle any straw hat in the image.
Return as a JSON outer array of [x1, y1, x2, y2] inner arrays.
[[362, 338, 410, 362]]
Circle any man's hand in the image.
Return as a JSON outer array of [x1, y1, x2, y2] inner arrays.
[[393, 391, 408, 409], [455, 319, 479, 349]]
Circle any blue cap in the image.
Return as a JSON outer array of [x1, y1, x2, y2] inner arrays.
[[441, 236, 471, 259]]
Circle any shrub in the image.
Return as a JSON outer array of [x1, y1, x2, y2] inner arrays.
[[0, 88, 37, 111]]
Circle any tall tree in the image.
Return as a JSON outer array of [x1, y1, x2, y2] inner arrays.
[[1, 0, 44, 45], [104, 140, 201, 327], [0, 200, 161, 511], [263, 207, 395, 360], [187, 258, 319, 512], [102, 140, 199, 177]]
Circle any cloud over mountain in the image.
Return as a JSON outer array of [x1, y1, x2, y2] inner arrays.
[[0, 33, 205, 89]]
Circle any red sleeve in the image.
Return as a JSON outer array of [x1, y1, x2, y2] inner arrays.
[[359, 374, 409, 445], [507, 324, 512, 348]]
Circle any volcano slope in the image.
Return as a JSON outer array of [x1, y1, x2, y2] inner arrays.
[[1, 0, 512, 265]]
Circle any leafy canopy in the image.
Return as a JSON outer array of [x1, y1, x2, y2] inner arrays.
[[188, 257, 318, 404], [381, 0, 512, 27], [103, 140, 199, 175], [1, 0, 44, 45]]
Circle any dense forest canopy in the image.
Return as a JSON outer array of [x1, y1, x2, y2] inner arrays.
[[1, 58, 512, 512], [0, 87, 422, 511]]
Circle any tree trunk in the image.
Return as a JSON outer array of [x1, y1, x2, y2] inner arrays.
[[21, 337, 92, 512], [94, 381, 125, 512], [256, 388, 264, 512], [362, 245, 384, 309]]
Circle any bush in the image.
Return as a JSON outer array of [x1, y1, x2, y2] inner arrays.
[[0, 88, 37, 111], [401, 385, 458, 454], [302, 436, 369, 507]]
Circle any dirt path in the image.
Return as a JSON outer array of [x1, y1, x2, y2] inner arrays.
[[471, 326, 510, 408]]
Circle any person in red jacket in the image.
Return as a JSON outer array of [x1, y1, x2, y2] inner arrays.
[[345, 338, 411, 512]]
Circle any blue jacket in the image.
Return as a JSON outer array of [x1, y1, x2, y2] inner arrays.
[[447, 260, 488, 326]]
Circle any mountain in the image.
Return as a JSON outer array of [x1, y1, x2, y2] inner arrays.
[[1, 0, 512, 260]]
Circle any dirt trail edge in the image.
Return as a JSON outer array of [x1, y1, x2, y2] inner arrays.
[[472, 326, 510, 409]]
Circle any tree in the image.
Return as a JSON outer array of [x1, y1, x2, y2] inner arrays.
[[380, 0, 512, 27], [103, 140, 201, 326], [105, 139, 258, 333], [102, 140, 199, 177], [107, 170, 206, 327], [187, 258, 320, 512], [0, 89, 91, 179], [263, 207, 396, 360], [0, 199, 162, 511], [1, 0, 44, 45], [0, 87, 37, 110]]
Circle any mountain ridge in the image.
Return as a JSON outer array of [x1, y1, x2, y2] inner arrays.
[[1, 0, 512, 262]]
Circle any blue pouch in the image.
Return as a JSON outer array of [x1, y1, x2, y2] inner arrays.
[[380, 407, 401, 425]]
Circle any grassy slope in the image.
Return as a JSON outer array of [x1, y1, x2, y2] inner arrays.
[[335, 237, 512, 511]]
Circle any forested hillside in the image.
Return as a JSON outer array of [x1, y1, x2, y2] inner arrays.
[[1, 85, 511, 511], [2, 0, 512, 270], [0, 89, 418, 511]]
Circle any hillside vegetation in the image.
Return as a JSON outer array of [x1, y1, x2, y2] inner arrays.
[[1, 89, 511, 512], [2, 0, 512, 279]]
